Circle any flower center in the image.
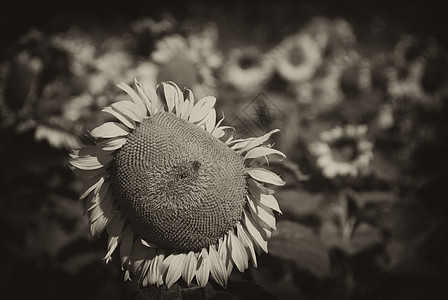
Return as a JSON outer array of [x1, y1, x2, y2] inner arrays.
[[239, 54, 259, 70], [157, 55, 199, 89], [110, 112, 247, 252], [288, 45, 305, 66], [330, 138, 359, 162]]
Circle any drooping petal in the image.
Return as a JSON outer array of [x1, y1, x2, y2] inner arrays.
[[259, 194, 282, 214], [246, 168, 286, 186], [208, 245, 228, 288], [130, 240, 156, 275], [228, 230, 248, 272], [79, 173, 107, 199], [104, 214, 126, 261], [196, 249, 211, 287], [181, 251, 197, 287], [90, 122, 130, 139], [148, 250, 165, 286], [244, 146, 286, 161], [119, 226, 134, 267], [218, 235, 234, 277], [247, 178, 275, 196], [102, 106, 136, 129], [229, 138, 256, 151], [237, 223, 258, 267], [165, 253, 185, 288], [243, 211, 268, 253], [247, 195, 276, 230]]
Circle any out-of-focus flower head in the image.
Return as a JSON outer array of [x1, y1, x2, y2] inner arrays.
[[292, 60, 343, 115], [51, 27, 97, 77], [309, 124, 373, 178], [151, 24, 222, 99], [336, 50, 372, 98], [88, 50, 135, 96], [221, 46, 274, 96], [273, 33, 323, 83], [386, 35, 438, 101], [302, 17, 356, 59], [69, 79, 285, 289]]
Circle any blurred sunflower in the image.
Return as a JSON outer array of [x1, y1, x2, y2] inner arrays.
[[292, 61, 343, 112], [222, 47, 274, 95], [302, 17, 356, 58], [337, 51, 372, 97], [309, 124, 373, 178], [273, 33, 322, 83], [151, 25, 222, 99], [387, 60, 425, 100], [69, 80, 285, 289], [386, 35, 430, 100]]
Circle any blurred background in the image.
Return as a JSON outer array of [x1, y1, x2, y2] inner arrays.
[[1, 0, 448, 299]]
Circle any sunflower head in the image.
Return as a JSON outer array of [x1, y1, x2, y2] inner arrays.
[[274, 33, 323, 83], [69, 79, 285, 289], [309, 124, 373, 178]]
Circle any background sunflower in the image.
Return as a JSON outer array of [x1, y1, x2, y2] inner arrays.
[[1, 0, 448, 299]]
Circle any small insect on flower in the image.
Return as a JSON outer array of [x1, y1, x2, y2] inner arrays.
[[69, 79, 286, 289], [309, 124, 373, 179]]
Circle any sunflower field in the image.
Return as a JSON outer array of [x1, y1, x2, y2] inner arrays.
[[1, 1, 448, 299]]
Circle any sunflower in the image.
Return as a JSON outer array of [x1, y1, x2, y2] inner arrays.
[[309, 125, 373, 178], [337, 51, 372, 97], [222, 47, 274, 95], [69, 80, 285, 289], [273, 33, 322, 84], [292, 60, 343, 112], [151, 26, 222, 99]]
